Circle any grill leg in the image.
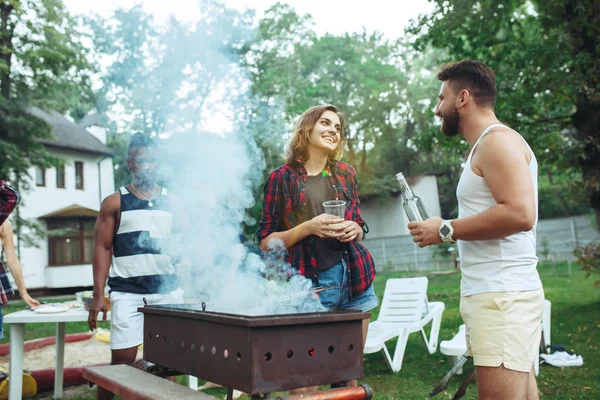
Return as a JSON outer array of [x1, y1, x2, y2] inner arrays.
[[274, 385, 373, 399], [226, 388, 234, 400]]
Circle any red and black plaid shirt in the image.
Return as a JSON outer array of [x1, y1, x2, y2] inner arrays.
[[256, 160, 376, 297], [0, 180, 19, 304]]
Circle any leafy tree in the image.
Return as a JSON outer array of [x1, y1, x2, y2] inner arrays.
[[574, 242, 600, 288], [408, 0, 598, 223], [242, 3, 444, 198], [88, 1, 254, 187], [0, 0, 94, 182], [0, 0, 94, 249]]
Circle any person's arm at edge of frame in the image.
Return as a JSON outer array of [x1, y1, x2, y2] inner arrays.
[[88, 193, 118, 331], [410, 130, 536, 246], [0, 221, 40, 308]]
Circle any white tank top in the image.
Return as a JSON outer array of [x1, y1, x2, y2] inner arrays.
[[456, 124, 542, 296]]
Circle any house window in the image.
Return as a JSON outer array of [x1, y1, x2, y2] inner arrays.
[[56, 165, 65, 188], [48, 219, 95, 266], [75, 161, 84, 190], [35, 166, 46, 187]]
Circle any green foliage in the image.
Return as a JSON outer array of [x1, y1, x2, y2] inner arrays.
[[0, 0, 95, 248], [0, 0, 94, 182], [407, 0, 598, 223], [88, 1, 255, 185], [242, 4, 448, 203], [574, 242, 600, 287]]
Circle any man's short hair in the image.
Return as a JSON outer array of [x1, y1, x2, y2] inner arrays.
[[128, 132, 155, 154], [437, 60, 496, 108]]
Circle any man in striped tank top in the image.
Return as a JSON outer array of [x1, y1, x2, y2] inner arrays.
[[88, 133, 184, 399], [408, 61, 544, 400]]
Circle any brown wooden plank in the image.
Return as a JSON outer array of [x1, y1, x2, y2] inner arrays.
[[83, 365, 218, 400]]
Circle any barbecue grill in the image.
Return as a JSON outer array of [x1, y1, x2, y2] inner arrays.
[[139, 302, 369, 398]]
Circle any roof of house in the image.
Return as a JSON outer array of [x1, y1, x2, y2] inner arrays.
[[29, 107, 112, 156], [38, 204, 99, 219], [78, 112, 104, 128]]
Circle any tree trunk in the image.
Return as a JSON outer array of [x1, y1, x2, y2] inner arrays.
[[345, 135, 356, 167], [0, 3, 14, 99], [572, 96, 600, 230], [563, 0, 600, 230], [359, 140, 367, 175]]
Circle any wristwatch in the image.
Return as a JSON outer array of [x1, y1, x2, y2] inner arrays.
[[439, 220, 455, 243]]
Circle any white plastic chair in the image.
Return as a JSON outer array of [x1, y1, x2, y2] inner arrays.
[[440, 299, 552, 376], [364, 277, 445, 372], [439, 324, 467, 375]]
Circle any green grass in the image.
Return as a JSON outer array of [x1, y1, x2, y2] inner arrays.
[[2, 262, 599, 399]]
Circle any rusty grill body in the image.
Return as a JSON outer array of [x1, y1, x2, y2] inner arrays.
[[139, 304, 369, 395]]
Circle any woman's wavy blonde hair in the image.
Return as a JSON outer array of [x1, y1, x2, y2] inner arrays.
[[284, 105, 346, 164]]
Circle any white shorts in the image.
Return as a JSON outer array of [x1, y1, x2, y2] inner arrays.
[[109, 288, 184, 350], [460, 288, 544, 372]]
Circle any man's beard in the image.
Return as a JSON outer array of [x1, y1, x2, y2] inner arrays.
[[133, 172, 157, 188], [440, 107, 460, 137]]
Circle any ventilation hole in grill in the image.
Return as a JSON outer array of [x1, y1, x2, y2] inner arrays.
[[211, 346, 216, 355], [264, 352, 272, 361], [223, 350, 228, 359], [181, 340, 185, 348], [163, 336, 167, 344], [191, 343, 196, 351], [200, 344, 205, 353], [237, 352, 242, 361], [171, 338, 175, 347], [328, 346, 335, 354], [148, 332, 152, 340], [347, 344, 354, 351], [308, 348, 315, 357], [286, 350, 294, 359]]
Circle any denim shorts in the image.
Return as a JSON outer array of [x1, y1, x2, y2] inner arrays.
[[316, 259, 379, 312]]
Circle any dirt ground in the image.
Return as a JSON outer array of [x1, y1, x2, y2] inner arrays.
[[0, 336, 142, 371], [0, 336, 144, 400]]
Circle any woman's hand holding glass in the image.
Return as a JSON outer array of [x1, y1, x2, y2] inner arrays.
[[309, 214, 361, 242], [337, 220, 361, 242], [310, 213, 345, 238]]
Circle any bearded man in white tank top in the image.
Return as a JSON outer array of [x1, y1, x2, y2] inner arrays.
[[408, 60, 544, 400]]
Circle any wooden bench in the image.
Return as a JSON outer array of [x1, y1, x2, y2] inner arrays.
[[83, 365, 218, 400]]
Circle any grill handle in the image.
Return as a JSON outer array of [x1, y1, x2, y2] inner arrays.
[[274, 384, 373, 400]]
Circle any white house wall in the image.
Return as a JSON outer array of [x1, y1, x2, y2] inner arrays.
[[86, 125, 107, 145], [360, 175, 442, 240], [16, 148, 114, 289]]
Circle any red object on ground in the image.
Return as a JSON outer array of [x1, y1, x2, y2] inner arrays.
[[0, 332, 93, 356], [30, 362, 110, 392]]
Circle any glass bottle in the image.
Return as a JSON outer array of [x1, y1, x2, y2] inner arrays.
[[395, 172, 429, 222]]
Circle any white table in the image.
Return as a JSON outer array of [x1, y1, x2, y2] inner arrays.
[[4, 307, 111, 400]]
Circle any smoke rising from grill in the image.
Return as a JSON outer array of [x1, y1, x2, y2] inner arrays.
[[94, 2, 328, 315], [159, 121, 327, 315]]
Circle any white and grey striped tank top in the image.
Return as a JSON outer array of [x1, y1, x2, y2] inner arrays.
[[107, 186, 179, 294]]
